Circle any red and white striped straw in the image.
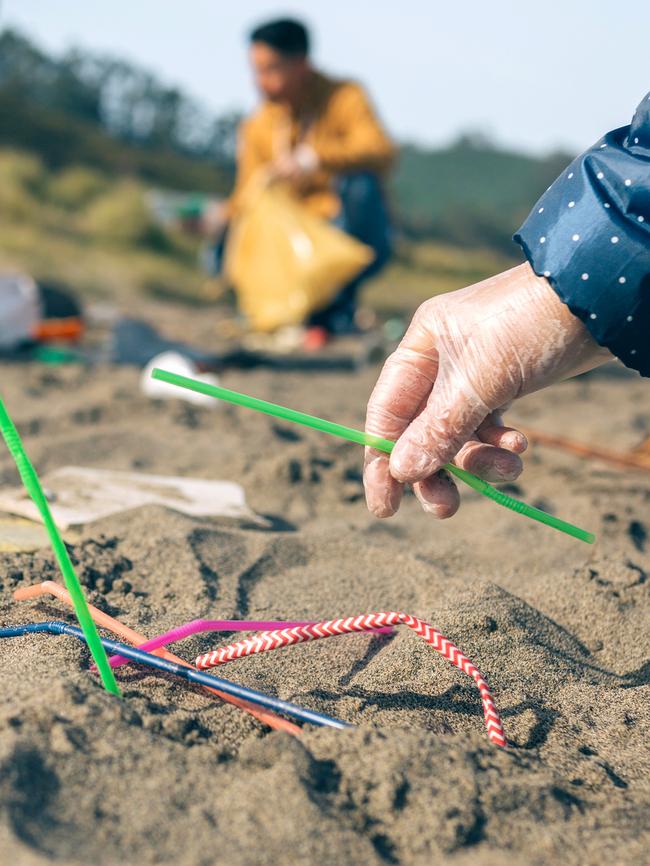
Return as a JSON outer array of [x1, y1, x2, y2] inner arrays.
[[195, 612, 506, 748]]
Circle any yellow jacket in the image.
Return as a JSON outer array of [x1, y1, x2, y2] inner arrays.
[[230, 71, 396, 219]]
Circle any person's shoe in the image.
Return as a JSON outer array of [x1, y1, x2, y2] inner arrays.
[[303, 325, 331, 351]]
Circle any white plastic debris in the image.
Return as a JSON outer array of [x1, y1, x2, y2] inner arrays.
[[0, 466, 266, 529], [141, 351, 221, 407], [0, 272, 41, 349]]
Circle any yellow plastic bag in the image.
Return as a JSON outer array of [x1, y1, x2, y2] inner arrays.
[[225, 182, 373, 332]]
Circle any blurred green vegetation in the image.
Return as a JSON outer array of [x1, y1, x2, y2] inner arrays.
[[0, 147, 509, 311], [0, 149, 209, 303], [0, 27, 575, 315], [392, 137, 571, 253], [363, 241, 515, 316]]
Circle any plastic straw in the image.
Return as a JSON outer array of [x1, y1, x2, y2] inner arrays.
[[0, 621, 350, 730], [194, 612, 506, 748], [151, 369, 595, 544], [105, 620, 313, 669], [13, 581, 300, 734], [106, 618, 394, 669], [0, 399, 120, 695], [520, 425, 650, 473]]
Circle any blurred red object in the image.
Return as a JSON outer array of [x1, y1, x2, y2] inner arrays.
[[303, 325, 330, 351]]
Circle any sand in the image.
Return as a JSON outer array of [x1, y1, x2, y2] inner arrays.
[[0, 304, 648, 866]]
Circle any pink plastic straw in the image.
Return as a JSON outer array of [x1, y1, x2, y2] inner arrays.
[[106, 618, 394, 670]]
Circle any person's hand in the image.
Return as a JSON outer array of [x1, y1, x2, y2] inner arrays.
[[200, 201, 228, 239], [364, 262, 612, 518], [270, 143, 319, 182]]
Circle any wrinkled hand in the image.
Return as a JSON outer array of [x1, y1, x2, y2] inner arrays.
[[364, 262, 611, 518]]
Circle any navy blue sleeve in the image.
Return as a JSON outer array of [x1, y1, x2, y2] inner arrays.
[[514, 92, 650, 376]]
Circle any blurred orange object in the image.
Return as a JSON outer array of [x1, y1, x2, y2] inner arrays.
[[33, 317, 84, 343], [521, 427, 650, 473]]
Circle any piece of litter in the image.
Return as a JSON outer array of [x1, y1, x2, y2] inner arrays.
[[141, 351, 221, 407], [14, 580, 300, 734], [0, 397, 120, 695], [0, 516, 51, 552], [105, 618, 394, 670], [0, 621, 349, 730], [0, 466, 265, 530], [151, 369, 596, 544], [195, 612, 507, 748], [0, 272, 41, 350]]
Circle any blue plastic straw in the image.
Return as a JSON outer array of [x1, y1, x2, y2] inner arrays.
[[0, 621, 351, 730]]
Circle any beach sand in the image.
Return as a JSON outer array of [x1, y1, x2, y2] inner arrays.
[[0, 303, 648, 866]]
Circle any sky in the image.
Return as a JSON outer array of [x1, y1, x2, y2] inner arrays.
[[2, 0, 648, 155]]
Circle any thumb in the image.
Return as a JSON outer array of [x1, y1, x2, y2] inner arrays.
[[389, 371, 489, 483]]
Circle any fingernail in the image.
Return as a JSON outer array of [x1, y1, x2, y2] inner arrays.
[[495, 454, 521, 480], [415, 487, 459, 519], [364, 464, 402, 518], [476, 454, 521, 483], [503, 431, 527, 452], [390, 444, 432, 480], [366, 489, 397, 518]]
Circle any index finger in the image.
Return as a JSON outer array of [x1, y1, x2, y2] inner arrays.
[[363, 309, 440, 517], [365, 309, 440, 442]]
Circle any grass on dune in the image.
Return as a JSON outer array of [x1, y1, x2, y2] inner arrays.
[[0, 148, 519, 318]]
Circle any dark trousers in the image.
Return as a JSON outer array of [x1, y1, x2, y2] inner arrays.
[[309, 171, 392, 333]]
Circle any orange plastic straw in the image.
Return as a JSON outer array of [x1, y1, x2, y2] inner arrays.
[[520, 426, 650, 473], [13, 581, 300, 735]]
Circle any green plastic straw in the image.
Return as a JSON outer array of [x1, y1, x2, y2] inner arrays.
[[0, 397, 121, 695], [152, 369, 595, 544]]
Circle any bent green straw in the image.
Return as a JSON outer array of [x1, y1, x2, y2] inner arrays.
[[151, 368, 595, 544], [0, 397, 121, 695]]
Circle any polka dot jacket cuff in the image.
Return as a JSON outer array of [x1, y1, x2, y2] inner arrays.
[[514, 91, 650, 377]]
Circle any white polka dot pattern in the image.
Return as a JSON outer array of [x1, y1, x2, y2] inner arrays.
[[513, 90, 650, 377]]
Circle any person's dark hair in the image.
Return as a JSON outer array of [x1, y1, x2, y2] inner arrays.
[[249, 18, 310, 57]]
